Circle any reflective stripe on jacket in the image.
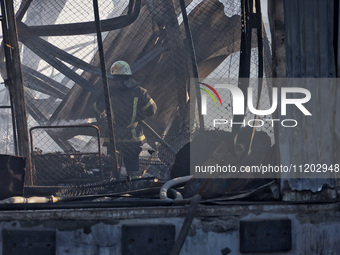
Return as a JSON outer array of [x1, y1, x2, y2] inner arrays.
[[94, 79, 157, 143]]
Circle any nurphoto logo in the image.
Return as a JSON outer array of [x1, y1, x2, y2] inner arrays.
[[199, 83, 312, 128]]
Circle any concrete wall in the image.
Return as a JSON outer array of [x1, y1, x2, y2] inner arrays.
[[0, 203, 339, 254]]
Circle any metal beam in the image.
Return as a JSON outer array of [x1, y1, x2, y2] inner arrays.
[[179, 0, 204, 132], [22, 65, 70, 94], [93, 0, 119, 178], [19, 0, 141, 37], [232, 0, 253, 135], [1, 0, 31, 183], [21, 36, 98, 95], [24, 73, 67, 99]]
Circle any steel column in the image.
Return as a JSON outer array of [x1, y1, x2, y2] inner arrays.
[[93, 0, 119, 178]]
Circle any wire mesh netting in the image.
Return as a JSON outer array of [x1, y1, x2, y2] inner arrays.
[[0, 0, 273, 188], [0, 89, 14, 154]]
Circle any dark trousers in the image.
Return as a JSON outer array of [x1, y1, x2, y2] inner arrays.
[[117, 143, 142, 174]]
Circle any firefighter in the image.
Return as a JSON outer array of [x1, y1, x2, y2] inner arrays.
[[94, 60, 157, 177]]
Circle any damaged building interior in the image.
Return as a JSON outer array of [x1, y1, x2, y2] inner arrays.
[[0, 0, 339, 254]]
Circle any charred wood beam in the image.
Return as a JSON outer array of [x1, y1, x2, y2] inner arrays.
[[145, 0, 189, 119], [19, 0, 141, 37], [20, 36, 97, 95], [232, 0, 253, 134], [19, 23, 166, 79], [131, 44, 166, 73], [2, 0, 30, 167], [255, 0, 264, 108], [57, 66, 77, 88], [179, 0, 204, 132], [62, 41, 94, 53], [0, 0, 33, 70], [25, 90, 48, 122], [263, 29, 272, 79], [233, 0, 265, 134], [18, 26, 103, 76], [238, 0, 253, 81], [268, 0, 285, 167], [35, 98, 58, 115], [30, 129, 75, 154], [269, 0, 286, 78], [45, 4, 152, 124], [22, 65, 70, 95], [16, 0, 34, 21], [38, 0, 240, 138], [25, 92, 75, 152], [93, 0, 119, 178], [19, 27, 166, 125], [23, 73, 67, 99], [127, 0, 134, 15], [255, 0, 264, 80], [173, 0, 193, 16], [19, 23, 165, 84], [0, 0, 18, 155]]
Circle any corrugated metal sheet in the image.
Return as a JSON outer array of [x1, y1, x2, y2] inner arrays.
[[280, 0, 337, 193]]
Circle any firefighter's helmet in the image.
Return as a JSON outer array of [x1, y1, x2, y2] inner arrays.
[[110, 61, 132, 75]]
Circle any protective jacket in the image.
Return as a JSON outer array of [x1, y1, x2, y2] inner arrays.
[[95, 78, 157, 144]]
